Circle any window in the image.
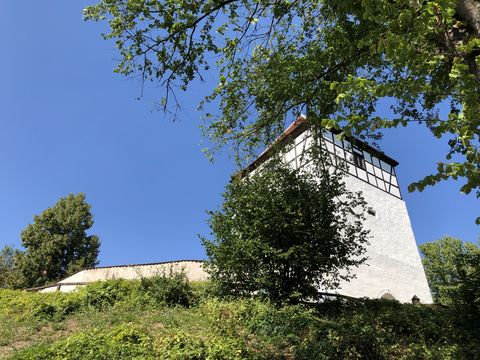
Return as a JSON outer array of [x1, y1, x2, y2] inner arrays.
[[322, 129, 333, 141], [334, 134, 343, 147], [343, 139, 352, 150], [352, 148, 366, 170], [380, 160, 392, 173], [363, 151, 372, 164]]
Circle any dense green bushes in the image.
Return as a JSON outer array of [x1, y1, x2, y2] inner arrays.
[[195, 298, 480, 360], [0, 272, 198, 324], [2, 280, 480, 359], [139, 271, 195, 307], [0, 288, 82, 323]]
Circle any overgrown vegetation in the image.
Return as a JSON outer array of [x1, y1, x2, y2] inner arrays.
[[1, 275, 479, 359]]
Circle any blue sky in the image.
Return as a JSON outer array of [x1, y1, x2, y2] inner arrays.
[[0, 1, 478, 266]]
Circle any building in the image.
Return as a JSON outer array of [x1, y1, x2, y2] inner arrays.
[[245, 115, 432, 303], [37, 260, 207, 293], [39, 115, 432, 303]]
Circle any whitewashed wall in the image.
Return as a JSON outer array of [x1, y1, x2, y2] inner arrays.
[[40, 261, 208, 293], [337, 176, 433, 303]]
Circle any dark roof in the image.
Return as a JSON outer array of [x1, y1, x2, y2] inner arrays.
[[86, 259, 205, 270], [245, 115, 399, 173]]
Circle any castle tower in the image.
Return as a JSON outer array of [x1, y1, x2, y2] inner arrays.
[[247, 116, 433, 303]]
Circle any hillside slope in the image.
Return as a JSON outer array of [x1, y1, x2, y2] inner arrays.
[[0, 278, 478, 359]]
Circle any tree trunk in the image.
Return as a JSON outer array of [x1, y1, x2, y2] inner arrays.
[[456, 0, 480, 82], [456, 0, 480, 37]]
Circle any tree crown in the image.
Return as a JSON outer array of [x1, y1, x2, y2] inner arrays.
[[17, 193, 100, 288], [202, 152, 370, 305]]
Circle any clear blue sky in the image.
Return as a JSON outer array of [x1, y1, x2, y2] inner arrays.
[[0, 1, 478, 266]]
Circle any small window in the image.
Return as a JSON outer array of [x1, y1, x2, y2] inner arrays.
[[334, 134, 343, 147], [380, 160, 392, 173], [353, 151, 366, 170], [363, 151, 372, 164], [322, 130, 333, 141], [343, 139, 352, 151]]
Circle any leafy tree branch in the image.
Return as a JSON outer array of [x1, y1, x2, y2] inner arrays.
[[85, 0, 480, 222]]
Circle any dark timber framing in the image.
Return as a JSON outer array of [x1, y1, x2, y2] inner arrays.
[[245, 116, 403, 199]]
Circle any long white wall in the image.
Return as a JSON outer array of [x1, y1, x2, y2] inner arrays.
[[40, 261, 208, 293]]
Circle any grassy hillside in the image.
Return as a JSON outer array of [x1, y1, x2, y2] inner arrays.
[[0, 278, 478, 359]]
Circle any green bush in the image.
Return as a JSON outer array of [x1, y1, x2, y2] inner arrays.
[[0, 289, 83, 322], [11, 324, 255, 360], [139, 271, 194, 307], [79, 279, 137, 310], [197, 298, 480, 360], [293, 299, 480, 360], [155, 331, 254, 360], [0, 273, 198, 324]]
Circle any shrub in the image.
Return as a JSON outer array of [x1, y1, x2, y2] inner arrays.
[[202, 159, 370, 305], [155, 331, 253, 360], [79, 279, 136, 310], [140, 270, 194, 307], [0, 289, 83, 322], [4, 285, 480, 359], [0, 273, 201, 326]]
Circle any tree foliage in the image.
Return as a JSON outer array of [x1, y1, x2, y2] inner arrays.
[[0, 245, 22, 289], [419, 236, 480, 307], [84, 0, 480, 221], [202, 156, 370, 305], [458, 250, 480, 316], [16, 193, 100, 288]]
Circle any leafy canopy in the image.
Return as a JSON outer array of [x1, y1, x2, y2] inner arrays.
[[419, 236, 480, 306], [0, 245, 22, 289], [202, 153, 370, 305], [84, 0, 480, 222], [459, 251, 480, 316], [16, 193, 100, 288]]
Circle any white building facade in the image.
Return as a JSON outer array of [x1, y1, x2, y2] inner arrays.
[[247, 116, 433, 304]]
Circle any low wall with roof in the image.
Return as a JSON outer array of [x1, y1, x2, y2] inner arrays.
[[39, 260, 208, 293]]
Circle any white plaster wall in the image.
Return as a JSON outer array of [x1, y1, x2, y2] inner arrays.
[[40, 261, 208, 293], [336, 175, 433, 303]]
